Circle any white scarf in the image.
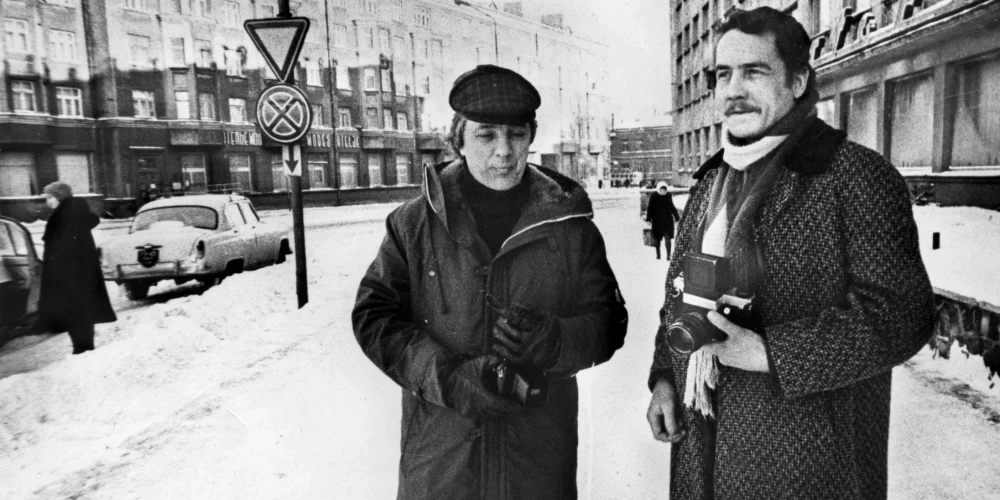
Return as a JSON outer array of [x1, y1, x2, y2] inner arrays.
[[684, 128, 788, 419]]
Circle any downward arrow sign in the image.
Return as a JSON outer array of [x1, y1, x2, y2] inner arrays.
[[282, 144, 302, 177]]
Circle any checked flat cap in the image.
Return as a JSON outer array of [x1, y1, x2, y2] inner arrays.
[[449, 65, 541, 126]]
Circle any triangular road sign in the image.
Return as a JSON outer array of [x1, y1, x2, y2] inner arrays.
[[244, 17, 310, 83]]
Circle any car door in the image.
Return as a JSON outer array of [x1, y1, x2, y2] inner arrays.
[[0, 217, 42, 327], [223, 203, 257, 269], [237, 202, 270, 266]]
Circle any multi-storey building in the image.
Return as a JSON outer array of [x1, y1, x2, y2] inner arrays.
[[671, 0, 1000, 206], [0, 0, 610, 219], [609, 121, 673, 186]]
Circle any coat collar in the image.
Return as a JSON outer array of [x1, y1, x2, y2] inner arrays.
[[422, 158, 594, 258], [693, 117, 846, 180]]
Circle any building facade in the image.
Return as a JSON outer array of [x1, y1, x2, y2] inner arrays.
[[670, 0, 1000, 206], [0, 0, 610, 219], [609, 122, 673, 186]]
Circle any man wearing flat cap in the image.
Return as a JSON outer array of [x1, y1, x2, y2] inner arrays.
[[354, 64, 628, 499]]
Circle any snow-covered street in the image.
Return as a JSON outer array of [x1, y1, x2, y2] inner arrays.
[[2, 193, 999, 499]]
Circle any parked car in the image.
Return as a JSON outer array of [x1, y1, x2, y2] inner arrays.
[[0, 216, 42, 338], [99, 194, 292, 300]]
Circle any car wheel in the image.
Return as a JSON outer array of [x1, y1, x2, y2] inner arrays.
[[123, 281, 150, 300], [276, 239, 291, 264]]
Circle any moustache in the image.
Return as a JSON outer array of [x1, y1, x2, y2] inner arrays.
[[724, 102, 760, 116]]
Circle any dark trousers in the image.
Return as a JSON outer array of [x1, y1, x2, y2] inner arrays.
[[68, 323, 95, 354], [654, 237, 672, 260]]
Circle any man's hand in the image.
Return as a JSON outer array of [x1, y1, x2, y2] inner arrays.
[[702, 310, 770, 373], [647, 379, 687, 443], [443, 354, 521, 419], [490, 302, 561, 369]]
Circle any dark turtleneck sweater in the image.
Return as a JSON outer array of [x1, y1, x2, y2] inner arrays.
[[459, 165, 531, 256]]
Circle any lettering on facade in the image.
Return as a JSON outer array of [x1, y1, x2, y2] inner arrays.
[[337, 133, 359, 149], [225, 130, 262, 146], [307, 132, 332, 149]]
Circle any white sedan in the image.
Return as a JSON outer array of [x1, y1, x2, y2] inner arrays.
[[99, 194, 291, 300]]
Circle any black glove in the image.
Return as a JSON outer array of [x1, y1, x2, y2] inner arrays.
[[489, 300, 562, 370], [442, 354, 521, 419]]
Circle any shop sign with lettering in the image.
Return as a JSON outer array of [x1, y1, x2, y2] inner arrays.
[[225, 130, 263, 146], [336, 132, 359, 149], [307, 132, 331, 149]]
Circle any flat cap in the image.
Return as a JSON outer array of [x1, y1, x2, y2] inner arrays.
[[449, 65, 541, 126]]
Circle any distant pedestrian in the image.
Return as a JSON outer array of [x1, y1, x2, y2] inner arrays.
[[598, 179, 603, 189], [645, 181, 680, 260], [38, 182, 116, 354]]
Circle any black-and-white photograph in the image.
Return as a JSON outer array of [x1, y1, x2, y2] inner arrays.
[[1, 0, 999, 498]]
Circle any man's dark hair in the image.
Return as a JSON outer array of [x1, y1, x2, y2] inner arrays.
[[714, 7, 816, 97], [447, 114, 538, 156]]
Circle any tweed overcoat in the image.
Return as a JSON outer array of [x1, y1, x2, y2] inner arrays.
[[354, 160, 628, 500], [649, 118, 935, 500], [38, 197, 116, 333]]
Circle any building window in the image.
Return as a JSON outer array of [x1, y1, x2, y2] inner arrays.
[[229, 154, 253, 192], [4, 19, 29, 53], [364, 68, 378, 91], [49, 30, 76, 61], [309, 154, 328, 188], [310, 104, 324, 127], [381, 69, 392, 93], [361, 0, 378, 15], [0, 152, 36, 197], [333, 24, 348, 48], [393, 35, 407, 59], [182, 153, 207, 192], [846, 86, 877, 150], [175, 91, 191, 119], [199, 93, 216, 120], [271, 154, 289, 192], [125, 0, 150, 11], [421, 76, 430, 96], [221, 1, 241, 27], [169, 37, 186, 67], [383, 108, 393, 130], [396, 112, 408, 132], [368, 154, 383, 186], [129, 34, 151, 67], [951, 56, 1000, 167], [364, 27, 374, 49], [432, 40, 443, 63], [395, 154, 411, 185], [56, 87, 83, 117], [415, 6, 431, 28], [378, 28, 391, 52], [225, 47, 246, 77], [816, 98, 837, 129], [133, 90, 155, 118], [194, 0, 209, 16], [228, 98, 246, 123], [366, 108, 379, 128], [392, 0, 404, 22], [55, 152, 91, 195], [336, 107, 352, 128], [339, 153, 358, 188], [336, 65, 351, 90], [889, 73, 934, 168], [306, 61, 322, 86], [196, 40, 212, 67], [11, 81, 36, 112]]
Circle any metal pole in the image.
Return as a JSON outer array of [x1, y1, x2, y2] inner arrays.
[[279, 0, 308, 307], [492, 16, 498, 64]]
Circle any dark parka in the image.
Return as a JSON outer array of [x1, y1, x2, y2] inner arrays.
[[649, 118, 935, 499], [38, 197, 116, 332], [646, 191, 681, 240], [354, 160, 627, 500]]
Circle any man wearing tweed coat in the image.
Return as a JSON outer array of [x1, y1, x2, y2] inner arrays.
[[646, 8, 935, 499]]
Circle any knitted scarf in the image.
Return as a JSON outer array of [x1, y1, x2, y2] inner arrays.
[[685, 88, 821, 419]]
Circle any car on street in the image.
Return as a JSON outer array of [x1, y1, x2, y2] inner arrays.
[[99, 194, 291, 300], [0, 216, 42, 340]]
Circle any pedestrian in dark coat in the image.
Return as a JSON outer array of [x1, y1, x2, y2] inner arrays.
[[645, 181, 680, 260], [38, 182, 116, 354], [353, 65, 628, 500], [646, 9, 935, 500]]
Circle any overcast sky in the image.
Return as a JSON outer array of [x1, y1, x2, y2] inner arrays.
[[521, 0, 674, 126]]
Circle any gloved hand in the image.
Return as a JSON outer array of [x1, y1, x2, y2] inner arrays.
[[442, 354, 522, 419], [489, 300, 562, 370]]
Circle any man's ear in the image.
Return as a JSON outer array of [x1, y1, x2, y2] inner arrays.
[[791, 68, 809, 99]]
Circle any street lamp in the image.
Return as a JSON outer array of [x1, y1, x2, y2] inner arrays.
[[454, 0, 498, 64]]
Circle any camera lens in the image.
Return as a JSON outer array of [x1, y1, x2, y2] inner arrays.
[[666, 311, 722, 354]]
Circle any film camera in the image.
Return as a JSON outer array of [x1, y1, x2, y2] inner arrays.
[[485, 360, 548, 408], [666, 251, 761, 355]]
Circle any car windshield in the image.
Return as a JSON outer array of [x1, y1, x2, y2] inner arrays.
[[131, 206, 218, 232]]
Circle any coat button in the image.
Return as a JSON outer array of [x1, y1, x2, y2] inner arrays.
[[429, 270, 436, 277]]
